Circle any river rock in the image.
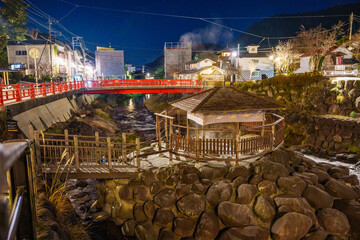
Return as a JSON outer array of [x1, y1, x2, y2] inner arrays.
[[237, 184, 257, 204], [271, 212, 312, 240], [166, 175, 179, 187], [252, 157, 289, 178], [150, 181, 165, 195], [116, 184, 133, 202], [277, 176, 306, 195], [115, 200, 134, 219], [328, 166, 349, 176], [200, 164, 227, 180], [302, 186, 333, 209], [303, 226, 328, 240], [121, 219, 136, 237], [225, 166, 251, 180], [191, 183, 208, 194], [158, 228, 179, 240], [340, 174, 359, 186], [217, 226, 269, 240], [232, 176, 247, 188], [135, 221, 159, 240], [217, 201, 256, 227], [181, 173, 199, 184], [307, 168, 330, 183], [274, 194, 316, 224], [333, 199, 360, 240], [206, 181, 232, 207], [271, 149, 290, 166], [173, 217, 196, 237], [324, 179, 358, 199], [194, 211, 222, 240], [177, 193, 206, 217], [175, 183, 192, 198], [257, 180, 278, 195], [143, 200, 157, 220], [154, 188, 177, 207], [155, 167, 171, 181], [141, 171, 157, 186], [254, 194, 276, 222], [134, 203, 147, 222], [153, 208, 174, 226], [133, 186, 151, 202], [317, 208, 350, 236]]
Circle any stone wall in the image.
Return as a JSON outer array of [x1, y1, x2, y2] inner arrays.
[[95, 149, 360, 240]]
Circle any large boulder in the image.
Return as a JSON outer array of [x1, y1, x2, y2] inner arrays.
[[177, 193, 206, 217], [271, 149, 290, 166], [116, 184, 133, 202], [257, 180, 278, 195], [158, 228, 180, 240], [237, 184, 257, 204], [135, 221, 159, 240], [217, 201, 256, 227], [274, 194, 316, 224], [141, 171, 157, 186], [154, 188, 177, 207], [150, 181, 165, 195], [277, 176, 306, 195], [180, 173, 199, 184], [317, 208, 350, 236], [173, 217, 196, 237], [271, 212, 312, 240], [200, 164, 227, 180], [175, 183, 192, 198], [217, 226, 270, 240], [153, 208, 174, 227], [254, 194, 276, 223], [143, 200, 157, 220], [206, 181, 232, 207], [133, 186, 151, 202], [133, 203, 147, 222], [302, 186, 333, 209], [121, 219, 136, 237], [324, 179, 358, 199], [252, 157, 289, 178], [333, 199, 360, 240], [194, 211, 222, 240], [225, 166, 251, 180]]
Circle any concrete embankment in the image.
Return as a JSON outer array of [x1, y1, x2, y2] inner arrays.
[[2, 92, 96, 138]]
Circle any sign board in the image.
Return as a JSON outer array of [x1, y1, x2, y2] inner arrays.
[[6, 120, 18, 132], [29, 48, 41, 59]]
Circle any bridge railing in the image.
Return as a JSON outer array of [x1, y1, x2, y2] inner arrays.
[[0, 79, 200, 106], [0, 81, 85, 106]]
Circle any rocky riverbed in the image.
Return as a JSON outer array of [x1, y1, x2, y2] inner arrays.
[[86, 148, 360, 240]]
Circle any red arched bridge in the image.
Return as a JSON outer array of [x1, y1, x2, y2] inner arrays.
[[0, 79, 202, 106]]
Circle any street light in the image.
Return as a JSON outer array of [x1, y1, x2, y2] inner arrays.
[[269, 55, 274, 60], [231, 51, 238, 57]]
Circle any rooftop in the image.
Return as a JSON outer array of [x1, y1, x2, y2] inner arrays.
[[171, 87, 285, 113]]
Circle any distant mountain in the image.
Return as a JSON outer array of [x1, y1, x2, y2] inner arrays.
[[146, 42, 223, 71], [232, 2, 360, 48]]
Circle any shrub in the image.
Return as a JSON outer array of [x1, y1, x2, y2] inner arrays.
[[349, 111, 357, 118]]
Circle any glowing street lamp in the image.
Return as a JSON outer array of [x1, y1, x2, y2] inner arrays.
[[231, 51, 238, 57], [269, 55, 274, 60]]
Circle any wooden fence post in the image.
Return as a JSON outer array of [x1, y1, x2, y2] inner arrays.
[[107, 137, 112, 170], [164, 113, 168, 148], [136, 138, 140, 169], [122, 133, 127, 162], [195, 129, 200, 168], [34, 130, 41, 168], [235, 132, 240, 166], [271, 125, 275, 150], [156, 115, 162, 151], [64, 129, 69, 158], [28, 125, 34, 141], [74, 136, 79, 171], [169, 119, 174, 165]]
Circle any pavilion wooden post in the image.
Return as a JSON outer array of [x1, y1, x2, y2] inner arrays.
[[136, 138, 141, 169], [156, 115, 162, 151], [261, 117, 265, 136], [122, 133, 127, 162], [177, 109, 181, 125], [169, 119, 174, 165], [236, 123, 240, 166], [202, 125, 205, 157], [107, 137, 112, 170], [95, 131, 99, 161], [74, 136, 80, 171], [164, 112, 169, 148], [33, 130, 41, 169], [186, 119, 190, 138], [195, 129, 200, 168]]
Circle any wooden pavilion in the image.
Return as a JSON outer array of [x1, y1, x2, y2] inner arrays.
[[155, 87, 286, 165], [0, 68, 17, 85]]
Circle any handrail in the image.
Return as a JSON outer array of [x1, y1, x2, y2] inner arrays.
[[7, 187, 25, 240]]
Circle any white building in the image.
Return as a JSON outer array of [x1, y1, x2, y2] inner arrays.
[[7, 38, 84, 81], [233, 45, 275, 81], [95, 48, 124, 78]]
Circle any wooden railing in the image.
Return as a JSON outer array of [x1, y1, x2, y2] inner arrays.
[[31, 129, 162, 174], [0, 79, 201, 106]]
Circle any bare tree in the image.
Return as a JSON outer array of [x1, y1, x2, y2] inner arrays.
[[272, 40, 301, 74], [293, 21, 345, 71], [349, 29, 360, 62]]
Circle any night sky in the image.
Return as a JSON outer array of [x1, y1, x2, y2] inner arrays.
[[3, 0, 360, 65]]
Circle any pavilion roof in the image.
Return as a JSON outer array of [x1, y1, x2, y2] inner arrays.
[[170, 87, 285, 113]]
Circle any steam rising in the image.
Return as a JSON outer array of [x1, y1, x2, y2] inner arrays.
[[179, 24, 233, 44]]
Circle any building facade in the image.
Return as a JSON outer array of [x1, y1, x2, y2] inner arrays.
[[7, 38, 84, 81], [164, 42, 192, 79], [95, 48, 124, 78]]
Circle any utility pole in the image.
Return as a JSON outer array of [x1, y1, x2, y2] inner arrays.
[[48, 17, 53, 78], [350, 12, 354, 41]]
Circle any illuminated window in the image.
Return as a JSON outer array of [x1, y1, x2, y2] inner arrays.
[[251, 71, 260, 77], [15, 51, 27, 55]]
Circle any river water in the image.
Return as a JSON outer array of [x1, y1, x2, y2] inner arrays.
[[112, 95, 156, 141]]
